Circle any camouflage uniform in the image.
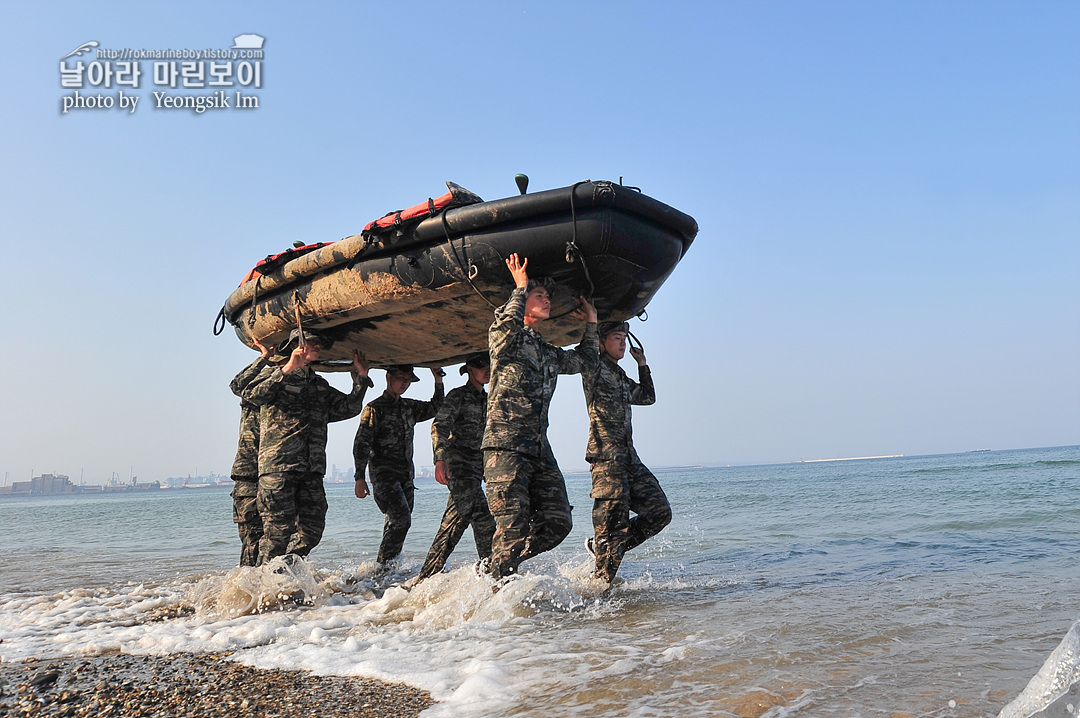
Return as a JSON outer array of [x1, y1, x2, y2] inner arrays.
[[416, 381, 494, 581], [482, 286, 599, 579], [242, 365, 370, 564], [228, 355, 268, 567], [353, 385, 444, 564], [582, 354, 670, 582]]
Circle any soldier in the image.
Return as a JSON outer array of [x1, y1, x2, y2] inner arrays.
[[581, 321, 671, 583], [228, 338, 272, 567], [415, 352, 495, 582], [242, 329, 371, 564], [353, 365, 444, 567], [483, 253, 598, 580]]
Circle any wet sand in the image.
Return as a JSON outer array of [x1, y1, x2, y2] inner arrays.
[[0, 652, 433, 717]]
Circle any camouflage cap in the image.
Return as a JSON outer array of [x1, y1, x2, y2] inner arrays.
[[385, 365, 420, 382], [525, 276, 556, 293], [597, 321, 630, 338], [286, 328, 330, 349], [459, 352, 490, 374]]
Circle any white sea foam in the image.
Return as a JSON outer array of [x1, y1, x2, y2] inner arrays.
[[999, 618, 1080, 718], [0, 553, 639, 716]]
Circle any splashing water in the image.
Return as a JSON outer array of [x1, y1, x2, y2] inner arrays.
[[186, 555, 330, 617], [999, 619, 1080, 718]]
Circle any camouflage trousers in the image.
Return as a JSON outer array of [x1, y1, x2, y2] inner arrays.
[[230, 476, 263, 567], [417, 453, 495, 581], [484, 447, 573, 579], [370, 467, 415, 565], [589, 459, 671, 582], [256, 472, 328, 565]]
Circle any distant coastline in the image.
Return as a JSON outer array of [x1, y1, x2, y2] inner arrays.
[[0, 472, 221, 498], [797, 454, 905, 464]]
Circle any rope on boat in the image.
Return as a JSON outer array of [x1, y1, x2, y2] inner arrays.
[[441, 212, 500, 310], [542, 180, 599, 322], [565, 180, 597, 299], [246, 276, 263, 328], [212, 307, 227, 336], [346, 234, 377, 270], [292, 290, 306, 348]]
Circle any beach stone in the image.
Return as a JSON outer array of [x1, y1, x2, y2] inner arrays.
[[28, 670, 60, 688], [0, 652, 433, 717]]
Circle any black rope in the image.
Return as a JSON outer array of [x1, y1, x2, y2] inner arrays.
[[346, 234, 375, 270], [247, 276, 262, 328], [565, 180, 596, 298], [441, 212, 499, 309], [213, 306, 227, 336]]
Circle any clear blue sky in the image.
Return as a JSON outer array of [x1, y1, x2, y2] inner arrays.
[[1, 1, 1077, 484]]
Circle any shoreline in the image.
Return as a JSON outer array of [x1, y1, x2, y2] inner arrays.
[[0, 652, 433, 717]]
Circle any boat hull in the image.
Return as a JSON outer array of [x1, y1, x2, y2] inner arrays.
[[221, 181, 697, 368]]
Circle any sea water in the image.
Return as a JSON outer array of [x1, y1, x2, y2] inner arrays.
[[1, 446, 1078, 717]]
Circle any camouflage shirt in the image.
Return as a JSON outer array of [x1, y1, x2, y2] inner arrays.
[[431, 382, 487, 463], [228, 356, 268, 479], [582, 356, 655, 464], [353, 385, 444, 479], [242, 365, 371, 476], [482, 286, 599, 457]]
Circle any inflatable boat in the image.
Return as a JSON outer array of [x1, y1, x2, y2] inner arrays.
[[216, 178, 698, 370]]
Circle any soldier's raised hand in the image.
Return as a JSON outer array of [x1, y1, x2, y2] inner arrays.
[[572, 295, 597, 323], [282, 344, 312, 374], [351, 350, 370, 378], [253, 338, 271, 359], [629, 345, 647, 366], [506, 253, 529, 289]]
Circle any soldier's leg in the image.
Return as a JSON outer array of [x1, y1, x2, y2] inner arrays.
[[372, 471, 413, 564], [485, 449, 533, 579], [589, 461, 631, 582], [416, 492, 468, 581], [449, 456, 494, 559], [231, 478, 262, 567], [624, 462, 671, 553], [520, 448, 573, 562], [256, 473, 297, 564], [290, 472, 329, 557]]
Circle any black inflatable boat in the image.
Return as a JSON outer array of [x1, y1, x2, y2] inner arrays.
[[217, 178, 697, 369]]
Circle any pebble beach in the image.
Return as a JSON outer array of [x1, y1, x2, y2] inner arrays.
[[0, 652, 433, 718]]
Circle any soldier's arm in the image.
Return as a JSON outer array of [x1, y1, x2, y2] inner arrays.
[[352, 405, 377, 481], [557, 320, 600, 376], [489, 287, 528, 361], [327, 374, 374, 423], [431, 389, 463, 464], [239, 365, 286, 406], [629, 365, 656, 406], [413, 381, 445, 423], [229, 355, 269, 397]]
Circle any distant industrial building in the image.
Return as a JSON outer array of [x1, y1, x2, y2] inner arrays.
[[1, 473, 83, 496], [0, 473, 162, 497]]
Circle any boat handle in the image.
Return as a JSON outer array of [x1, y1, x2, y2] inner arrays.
[[213, 307, 227, 336]]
